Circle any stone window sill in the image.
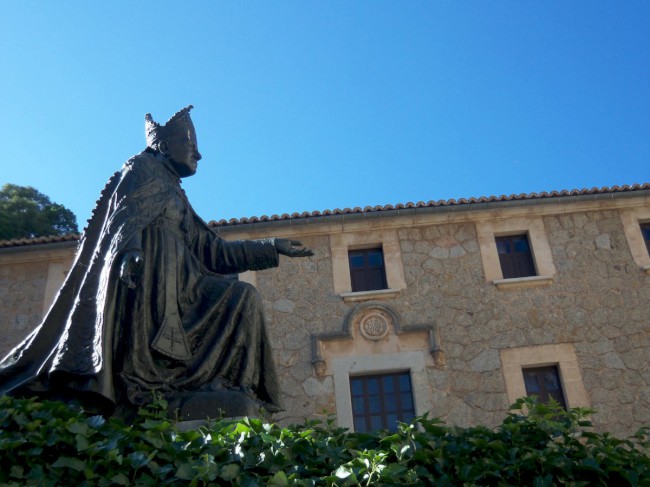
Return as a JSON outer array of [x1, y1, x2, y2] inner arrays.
[[643, 265, 650, 275], [493, 275, 554, 290], [340, 288, 401, 302]]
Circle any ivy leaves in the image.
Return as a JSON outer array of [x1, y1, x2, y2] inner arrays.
[[0, 396, 648, 486]]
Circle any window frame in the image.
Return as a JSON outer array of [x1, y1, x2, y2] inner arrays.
[[500, 344, 590, 410], [331, 351, 431, 431], [330, 230, 406, 301], [476, 216, 555, 290], [620, 208, 650, 274], [640, 223, 650, 256]]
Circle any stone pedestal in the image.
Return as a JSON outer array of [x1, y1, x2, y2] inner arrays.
[[165, 389, 267, 421]]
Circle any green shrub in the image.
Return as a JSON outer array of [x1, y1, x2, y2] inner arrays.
[[0, 395, 648, 486]]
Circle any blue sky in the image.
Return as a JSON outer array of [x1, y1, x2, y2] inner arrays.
[[1, 2, 648, 227]]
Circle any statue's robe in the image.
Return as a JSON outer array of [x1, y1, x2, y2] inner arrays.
[[0, 151, 283, 412]]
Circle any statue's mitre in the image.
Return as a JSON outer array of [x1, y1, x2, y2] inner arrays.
[[145, 105, 194, 148]]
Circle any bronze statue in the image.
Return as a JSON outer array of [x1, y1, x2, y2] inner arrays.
[[0, 106, 312, 417]]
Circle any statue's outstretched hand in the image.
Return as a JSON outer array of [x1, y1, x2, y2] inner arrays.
[[120, 249, 144, 289], [275, 239, 314, 258]]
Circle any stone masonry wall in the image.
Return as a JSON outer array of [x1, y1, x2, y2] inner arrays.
[[258, 235, 342, 423], [0, 260, 50, 357], [256, 208, 650, 438]]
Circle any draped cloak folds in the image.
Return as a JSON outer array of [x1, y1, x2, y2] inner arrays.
[[0, 151, 284, 412]]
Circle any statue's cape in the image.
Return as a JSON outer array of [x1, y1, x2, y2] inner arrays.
[[0, 152, 188, 404]]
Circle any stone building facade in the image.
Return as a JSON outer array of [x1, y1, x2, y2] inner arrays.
[[1, 185, 649, 438]]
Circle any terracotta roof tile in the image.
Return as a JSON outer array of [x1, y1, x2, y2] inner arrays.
[[208, 183, 650, 227], [0, 233, 81, 249], [1, 184, 649, 247]]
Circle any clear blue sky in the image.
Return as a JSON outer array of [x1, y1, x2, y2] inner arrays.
[[1, 2, 648, 227]]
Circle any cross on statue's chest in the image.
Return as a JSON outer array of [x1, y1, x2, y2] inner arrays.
[[165, 328, 185, 352]]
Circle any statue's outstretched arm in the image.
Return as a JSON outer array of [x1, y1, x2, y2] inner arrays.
[[205, 236, 312, 274], [274, 239, 313, 258]]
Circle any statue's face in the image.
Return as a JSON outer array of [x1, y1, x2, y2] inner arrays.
[[165, 127, 202, 178]]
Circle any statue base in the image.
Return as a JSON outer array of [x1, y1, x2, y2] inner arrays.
[[165, 389, 267, 421]]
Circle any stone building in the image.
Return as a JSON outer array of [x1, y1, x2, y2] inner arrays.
[[1, 184, 649, 438]]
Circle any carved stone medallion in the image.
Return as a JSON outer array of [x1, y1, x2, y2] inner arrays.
[[359, 312, 389, 341]]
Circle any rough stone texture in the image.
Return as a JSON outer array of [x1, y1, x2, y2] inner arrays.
[[0, 260, 49, 357], [2, 206, 649, 438], [258, 210, 649, 436]]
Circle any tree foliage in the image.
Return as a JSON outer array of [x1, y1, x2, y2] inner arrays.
[[0, 395, 648, 486], [0, 183, 79, 240]]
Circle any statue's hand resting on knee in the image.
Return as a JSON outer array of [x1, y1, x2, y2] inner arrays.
[[120, 250, 144, 289]]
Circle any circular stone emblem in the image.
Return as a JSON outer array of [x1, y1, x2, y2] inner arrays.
[[359, 312, 389, 341]]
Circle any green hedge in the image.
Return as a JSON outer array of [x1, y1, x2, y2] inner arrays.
[[0, 395, 648, 486]]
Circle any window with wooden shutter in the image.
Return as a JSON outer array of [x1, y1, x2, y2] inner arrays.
[[350, 371, 415, 432], [348, 247, 388, 292], [522, 365, 567, 409], [495, 234, 536, 279]]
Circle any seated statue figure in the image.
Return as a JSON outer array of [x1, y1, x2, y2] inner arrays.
[[0, 106, 312, 417]]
